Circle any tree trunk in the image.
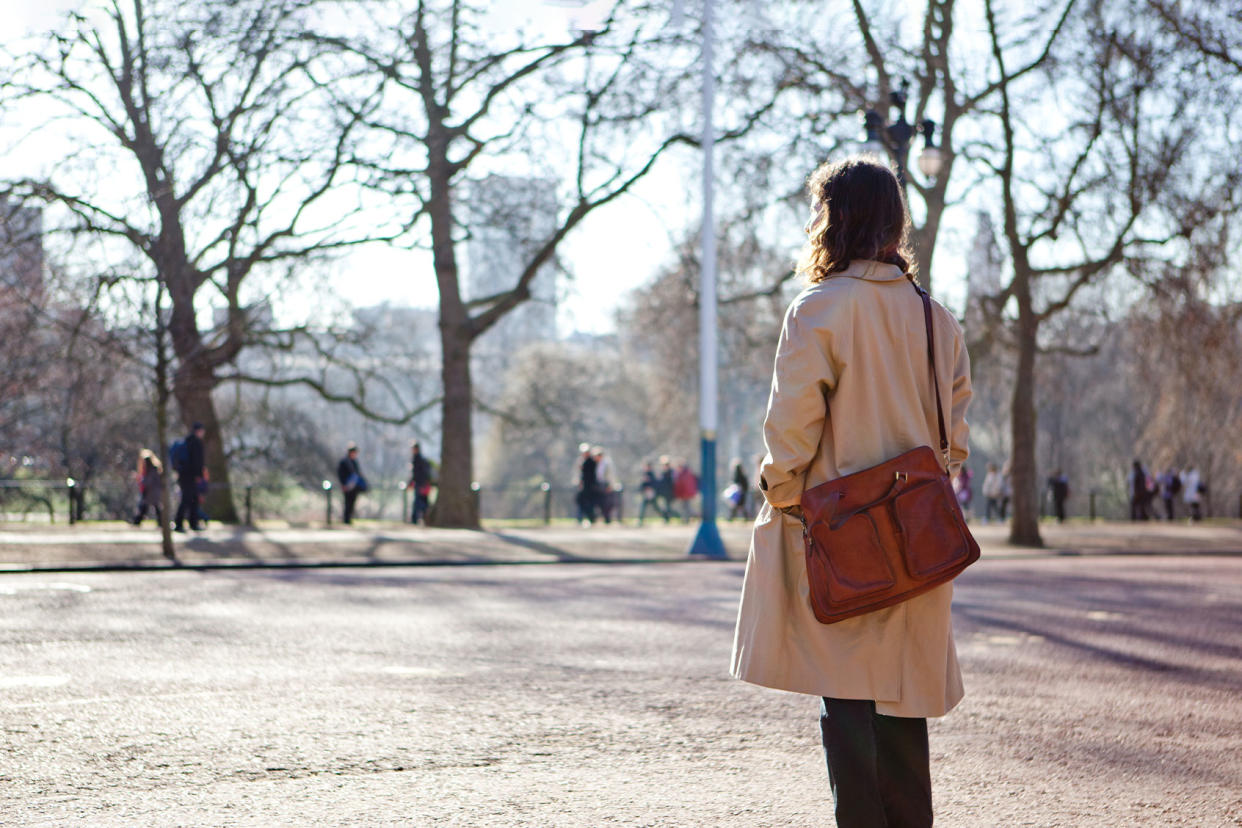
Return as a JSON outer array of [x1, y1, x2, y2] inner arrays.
[[423, 113, 479, 529], [1008, 271, 1043, 547], [432, 324, 478, 528], [155, 287, 175, 557], [912, 182, 948, 299], [912, 219, 936, 298], [172, 364, 239, 524]]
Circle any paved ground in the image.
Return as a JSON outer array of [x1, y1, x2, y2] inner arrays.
[[3, 519, 1242, 571], [1, 547, 1240, 825]]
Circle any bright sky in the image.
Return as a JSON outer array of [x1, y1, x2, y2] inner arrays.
[[4, 0, 675, 335], [5, 0, 968, 335]]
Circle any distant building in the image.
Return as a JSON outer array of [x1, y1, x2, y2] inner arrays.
[[0, 199, 45, 300], [463, 175, 560, 367]]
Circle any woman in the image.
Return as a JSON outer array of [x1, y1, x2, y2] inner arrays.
[[728, 459, 750, 520], [130, 449, 164, 526], [982, 462, 1003, 522], [731, 158, 972, 827]]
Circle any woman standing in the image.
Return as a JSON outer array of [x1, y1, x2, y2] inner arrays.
[[130, 449, 164, 527], [731, 158, 972, 827], [728, 458, 750, 520], [982, 462, 1004, 522]]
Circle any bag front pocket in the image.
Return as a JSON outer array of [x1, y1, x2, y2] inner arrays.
[[807, 511, 896, 604], [891, 477, 971, 578]]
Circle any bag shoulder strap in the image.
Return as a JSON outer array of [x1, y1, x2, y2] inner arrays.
[[913, 282, 950, 471]]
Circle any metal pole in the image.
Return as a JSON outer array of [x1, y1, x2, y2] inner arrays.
[[689, 0, 725, 559], [542, 482, 552, 525]]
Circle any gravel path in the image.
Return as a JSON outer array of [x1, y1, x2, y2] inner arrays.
[[1, 554, 1239, 826]]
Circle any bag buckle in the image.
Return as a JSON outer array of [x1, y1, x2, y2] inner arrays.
[[894, 472, 908, 482]]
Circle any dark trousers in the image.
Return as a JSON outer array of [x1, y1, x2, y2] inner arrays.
[[411, 492, 429, 524], [820, 698, 932, 828], [637, 494, 667, 525], [576, 488, 598, 522], [343, 489, 360, 524], [174, 479, 201, 530], [132, 501, 162, 526]]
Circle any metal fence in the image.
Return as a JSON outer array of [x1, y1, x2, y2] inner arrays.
[[1, 478, 1234, 525], [0, 479, 659, 525]]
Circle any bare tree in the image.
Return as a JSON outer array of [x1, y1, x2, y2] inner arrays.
[[974, 0, 1210, 544], [1, 0, 387, 521], [328, 0, 775, 527], [744, 0, 1072, 298]]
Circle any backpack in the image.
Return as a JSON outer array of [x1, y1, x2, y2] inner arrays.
[[169, 439, 188, 474], [1169, 474, 1182, 496], [673, 467, 699, 500]]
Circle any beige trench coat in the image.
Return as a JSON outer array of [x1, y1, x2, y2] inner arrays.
[[730, 260, 973, 718]]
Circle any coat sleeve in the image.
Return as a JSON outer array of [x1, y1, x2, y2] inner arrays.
[[758, 294, 840, 509], [947, 318, 972, 475]]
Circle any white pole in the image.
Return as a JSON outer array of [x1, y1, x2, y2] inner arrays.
[[700, 0, 717, 440], [691, 0, 724, 557]]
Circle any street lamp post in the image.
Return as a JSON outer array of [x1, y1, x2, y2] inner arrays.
[[861, 80, 942, 185], [688, 0, 726, 559], [551, 0, 725, 556]]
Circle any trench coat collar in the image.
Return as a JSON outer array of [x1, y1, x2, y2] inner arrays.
[[837, 259, 907, 283]]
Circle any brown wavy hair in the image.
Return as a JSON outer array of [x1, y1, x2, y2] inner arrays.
[[798, 157, 917, 284]]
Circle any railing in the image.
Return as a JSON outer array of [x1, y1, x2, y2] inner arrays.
[[0, 479, 684, 526], [5, 477, 1227, 525]]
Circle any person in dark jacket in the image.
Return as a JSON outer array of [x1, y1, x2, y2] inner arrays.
[[173, 423, 206, 532], [1046, 470, 1069, 523], [729, 459, 750, 520], [576, 442, 599, 525], [408, 441, 433, 524], [337, 444, 366, 524], [637, 461, 667, 525], [656, 455, 677, 522]]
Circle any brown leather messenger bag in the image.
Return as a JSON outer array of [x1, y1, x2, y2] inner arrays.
[[795, 282, 980, 624]]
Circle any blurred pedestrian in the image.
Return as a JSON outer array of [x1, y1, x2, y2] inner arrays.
[[1183, 466, 1203, 522], [130, 449, 164, 527], [337, 443, 367, 525], [731, 157, 973, 828], [575, 443, 598, 525], [637, 461, 666, 525], [172, 422, 206, 533], [727, 459, 750, 520], [407, 441, 434, 525], [594, 447, 616, 523], [1157, 467, 1181, 521], [672, 459, 699, 522], [1046, 469, 1069, 523], [953, 465, 974, 518], [982, 462, 1003, 523], [656, 456, 677, 521]]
